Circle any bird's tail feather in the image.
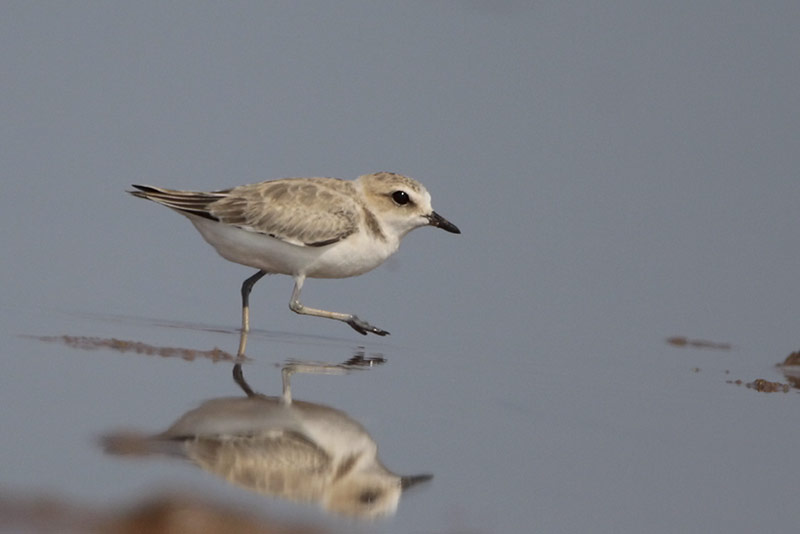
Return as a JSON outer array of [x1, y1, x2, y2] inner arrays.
[[128, 184, 229, 220]]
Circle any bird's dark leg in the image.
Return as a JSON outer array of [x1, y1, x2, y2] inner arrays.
[[238, 270, 268, 356]]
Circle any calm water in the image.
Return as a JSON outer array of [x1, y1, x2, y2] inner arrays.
[[2, 3, 800, 533]]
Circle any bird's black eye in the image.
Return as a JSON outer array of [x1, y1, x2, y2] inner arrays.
[[391, 190, 410, 205], [359, 489, 382, 504]]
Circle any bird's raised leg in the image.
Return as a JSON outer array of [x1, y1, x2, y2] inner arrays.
[[288, 275, 389, 336]]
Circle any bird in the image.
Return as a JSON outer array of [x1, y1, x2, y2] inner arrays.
[[102, 360, 433, 519], [128, 172, 460, 343]]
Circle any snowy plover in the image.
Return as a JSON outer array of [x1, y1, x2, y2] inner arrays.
[[129, 172, 459, 340]]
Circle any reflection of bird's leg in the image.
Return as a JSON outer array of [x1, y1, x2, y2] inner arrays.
[[234, 361, 348, 404], [280, 361, 353, 405], [289, 276, 390, 336], [238, 269, 268, 356], [234, 355, 385, 405], [281, 365, 294, 405], [233, 363, 259, 397], [236, 329, 249, 360]]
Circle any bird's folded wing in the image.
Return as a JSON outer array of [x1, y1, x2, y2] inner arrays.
[[210, 179, 359, 247]]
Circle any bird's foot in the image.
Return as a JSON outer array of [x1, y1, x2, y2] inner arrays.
[[347, 315, 390, 336]]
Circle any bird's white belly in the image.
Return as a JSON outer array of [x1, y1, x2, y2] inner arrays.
[[189, 216, 398, 279]]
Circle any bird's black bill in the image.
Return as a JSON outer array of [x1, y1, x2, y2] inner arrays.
[[427, 211, 461, 234], [400, 473, 434, 491]]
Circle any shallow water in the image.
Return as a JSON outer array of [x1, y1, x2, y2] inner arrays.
[[3, 300, 799, 532], [2, 3, 800, 533]]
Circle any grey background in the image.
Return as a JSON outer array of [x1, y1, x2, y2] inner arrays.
[[2, 2, 799, 532]]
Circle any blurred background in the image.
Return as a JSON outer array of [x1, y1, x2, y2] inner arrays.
[[1, 2, 799, 533]]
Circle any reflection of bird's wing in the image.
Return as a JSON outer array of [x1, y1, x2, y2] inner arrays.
[[129, 178, 360, 247], [182, 430, 333, 500]]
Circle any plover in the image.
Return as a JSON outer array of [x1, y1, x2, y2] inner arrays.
[[129, 172, 460, 340]]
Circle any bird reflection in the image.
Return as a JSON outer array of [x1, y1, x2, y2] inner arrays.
[[102, 358, 432, 520]]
